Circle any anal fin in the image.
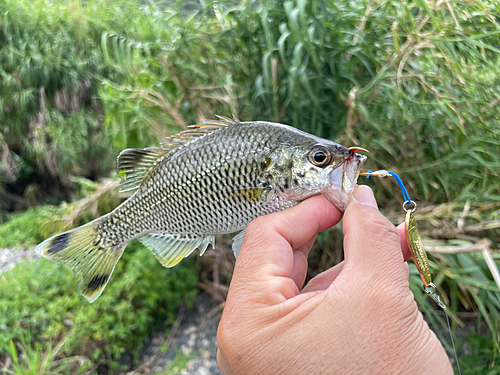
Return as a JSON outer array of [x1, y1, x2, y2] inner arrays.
[[140, 233, 215, 267]]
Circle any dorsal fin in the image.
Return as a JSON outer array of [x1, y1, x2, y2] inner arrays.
[[117, 147, 170, 192], [160, 114, 240, 145], [117, 115, 241, 191]]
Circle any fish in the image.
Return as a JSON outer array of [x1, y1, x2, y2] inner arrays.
[[35, 116, 367, 302]]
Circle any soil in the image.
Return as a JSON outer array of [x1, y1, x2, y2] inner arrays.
[[0, 247, 40, 275], [127, 293, 223, 375]]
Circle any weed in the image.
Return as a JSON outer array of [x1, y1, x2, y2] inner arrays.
[[0, 242, 198, 372]]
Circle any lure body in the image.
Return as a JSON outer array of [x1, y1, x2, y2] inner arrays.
[[36, 117, 366, 302]]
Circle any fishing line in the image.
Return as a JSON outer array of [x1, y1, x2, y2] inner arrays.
[[361, 170, 411, 204], [361, 169, 462, 374], [445, 308, 462, 375], [423, 284, 462, 374]]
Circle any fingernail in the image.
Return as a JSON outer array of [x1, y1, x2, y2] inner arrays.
[[353, 185, 378, 209]]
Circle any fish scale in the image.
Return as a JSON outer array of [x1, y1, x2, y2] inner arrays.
[[35, 116, 366, 302], [127, 126, 272, 236]]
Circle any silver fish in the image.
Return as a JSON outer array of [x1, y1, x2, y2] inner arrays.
[[36, 116, 367, 302]]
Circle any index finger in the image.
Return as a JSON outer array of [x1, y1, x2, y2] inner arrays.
[[397, 223, 412, 261]]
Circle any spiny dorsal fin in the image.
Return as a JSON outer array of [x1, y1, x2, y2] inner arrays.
[[117, 147, 170, 192], [118, 115, 241, 192], [201, 114, 240, 127], [161, 114, 240, 144]]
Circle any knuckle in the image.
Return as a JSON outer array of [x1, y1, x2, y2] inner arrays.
[[217, 312, 246, 356], [216, 318, 230, 351], [217, 317, 237, 356], [365, 210, 400, 242], [246, 215, 270, 234]]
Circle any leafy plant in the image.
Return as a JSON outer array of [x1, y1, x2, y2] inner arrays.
[[0, 242, 198, 372], [458, 332, 500, 375], [153, 351, 194, 375], [0, 0, 115, 208], [0, 0, 238, 209], [3, 337, 89, 375]]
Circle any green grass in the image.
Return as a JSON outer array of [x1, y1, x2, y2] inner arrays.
[[458, 332, 500, 374], [0, 242, 198, 373], [4, 337, 89, 375], [1, 0, 499, 370], [154, 351, 194, 375]]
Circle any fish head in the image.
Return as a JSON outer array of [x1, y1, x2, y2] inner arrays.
[[286, 138, 367, 211]]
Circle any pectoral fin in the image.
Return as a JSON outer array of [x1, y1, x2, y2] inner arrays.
[[231, 229, 246, 259]]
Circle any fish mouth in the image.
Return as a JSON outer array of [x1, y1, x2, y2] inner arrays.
[[323, 152, 368, 211], [340, 152, 367, 194]]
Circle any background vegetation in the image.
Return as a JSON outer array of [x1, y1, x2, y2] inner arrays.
[[0, 0, 499, 373], [1, 243, 197, 373]]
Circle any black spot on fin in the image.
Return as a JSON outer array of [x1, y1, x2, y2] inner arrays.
[[48, 233, 70, 254], [35, 215, 127, 303], [85, 274, 109, 292]]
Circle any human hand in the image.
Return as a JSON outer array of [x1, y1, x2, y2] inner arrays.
[[217, 186, 452, 374]]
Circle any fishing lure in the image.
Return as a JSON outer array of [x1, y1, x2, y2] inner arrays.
[[360, 170, 446, 309], [362, 169, 462, 373]]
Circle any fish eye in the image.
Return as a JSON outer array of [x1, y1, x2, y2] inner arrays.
[[308, 146, 332, 168]]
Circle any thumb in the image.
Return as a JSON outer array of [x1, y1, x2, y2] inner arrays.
[[342, 186, 406, 280], [234, 195, 342, 284], [226, 195, 342, 307]]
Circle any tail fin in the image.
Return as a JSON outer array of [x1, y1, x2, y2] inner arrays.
[[35, 216, 126, 303]]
